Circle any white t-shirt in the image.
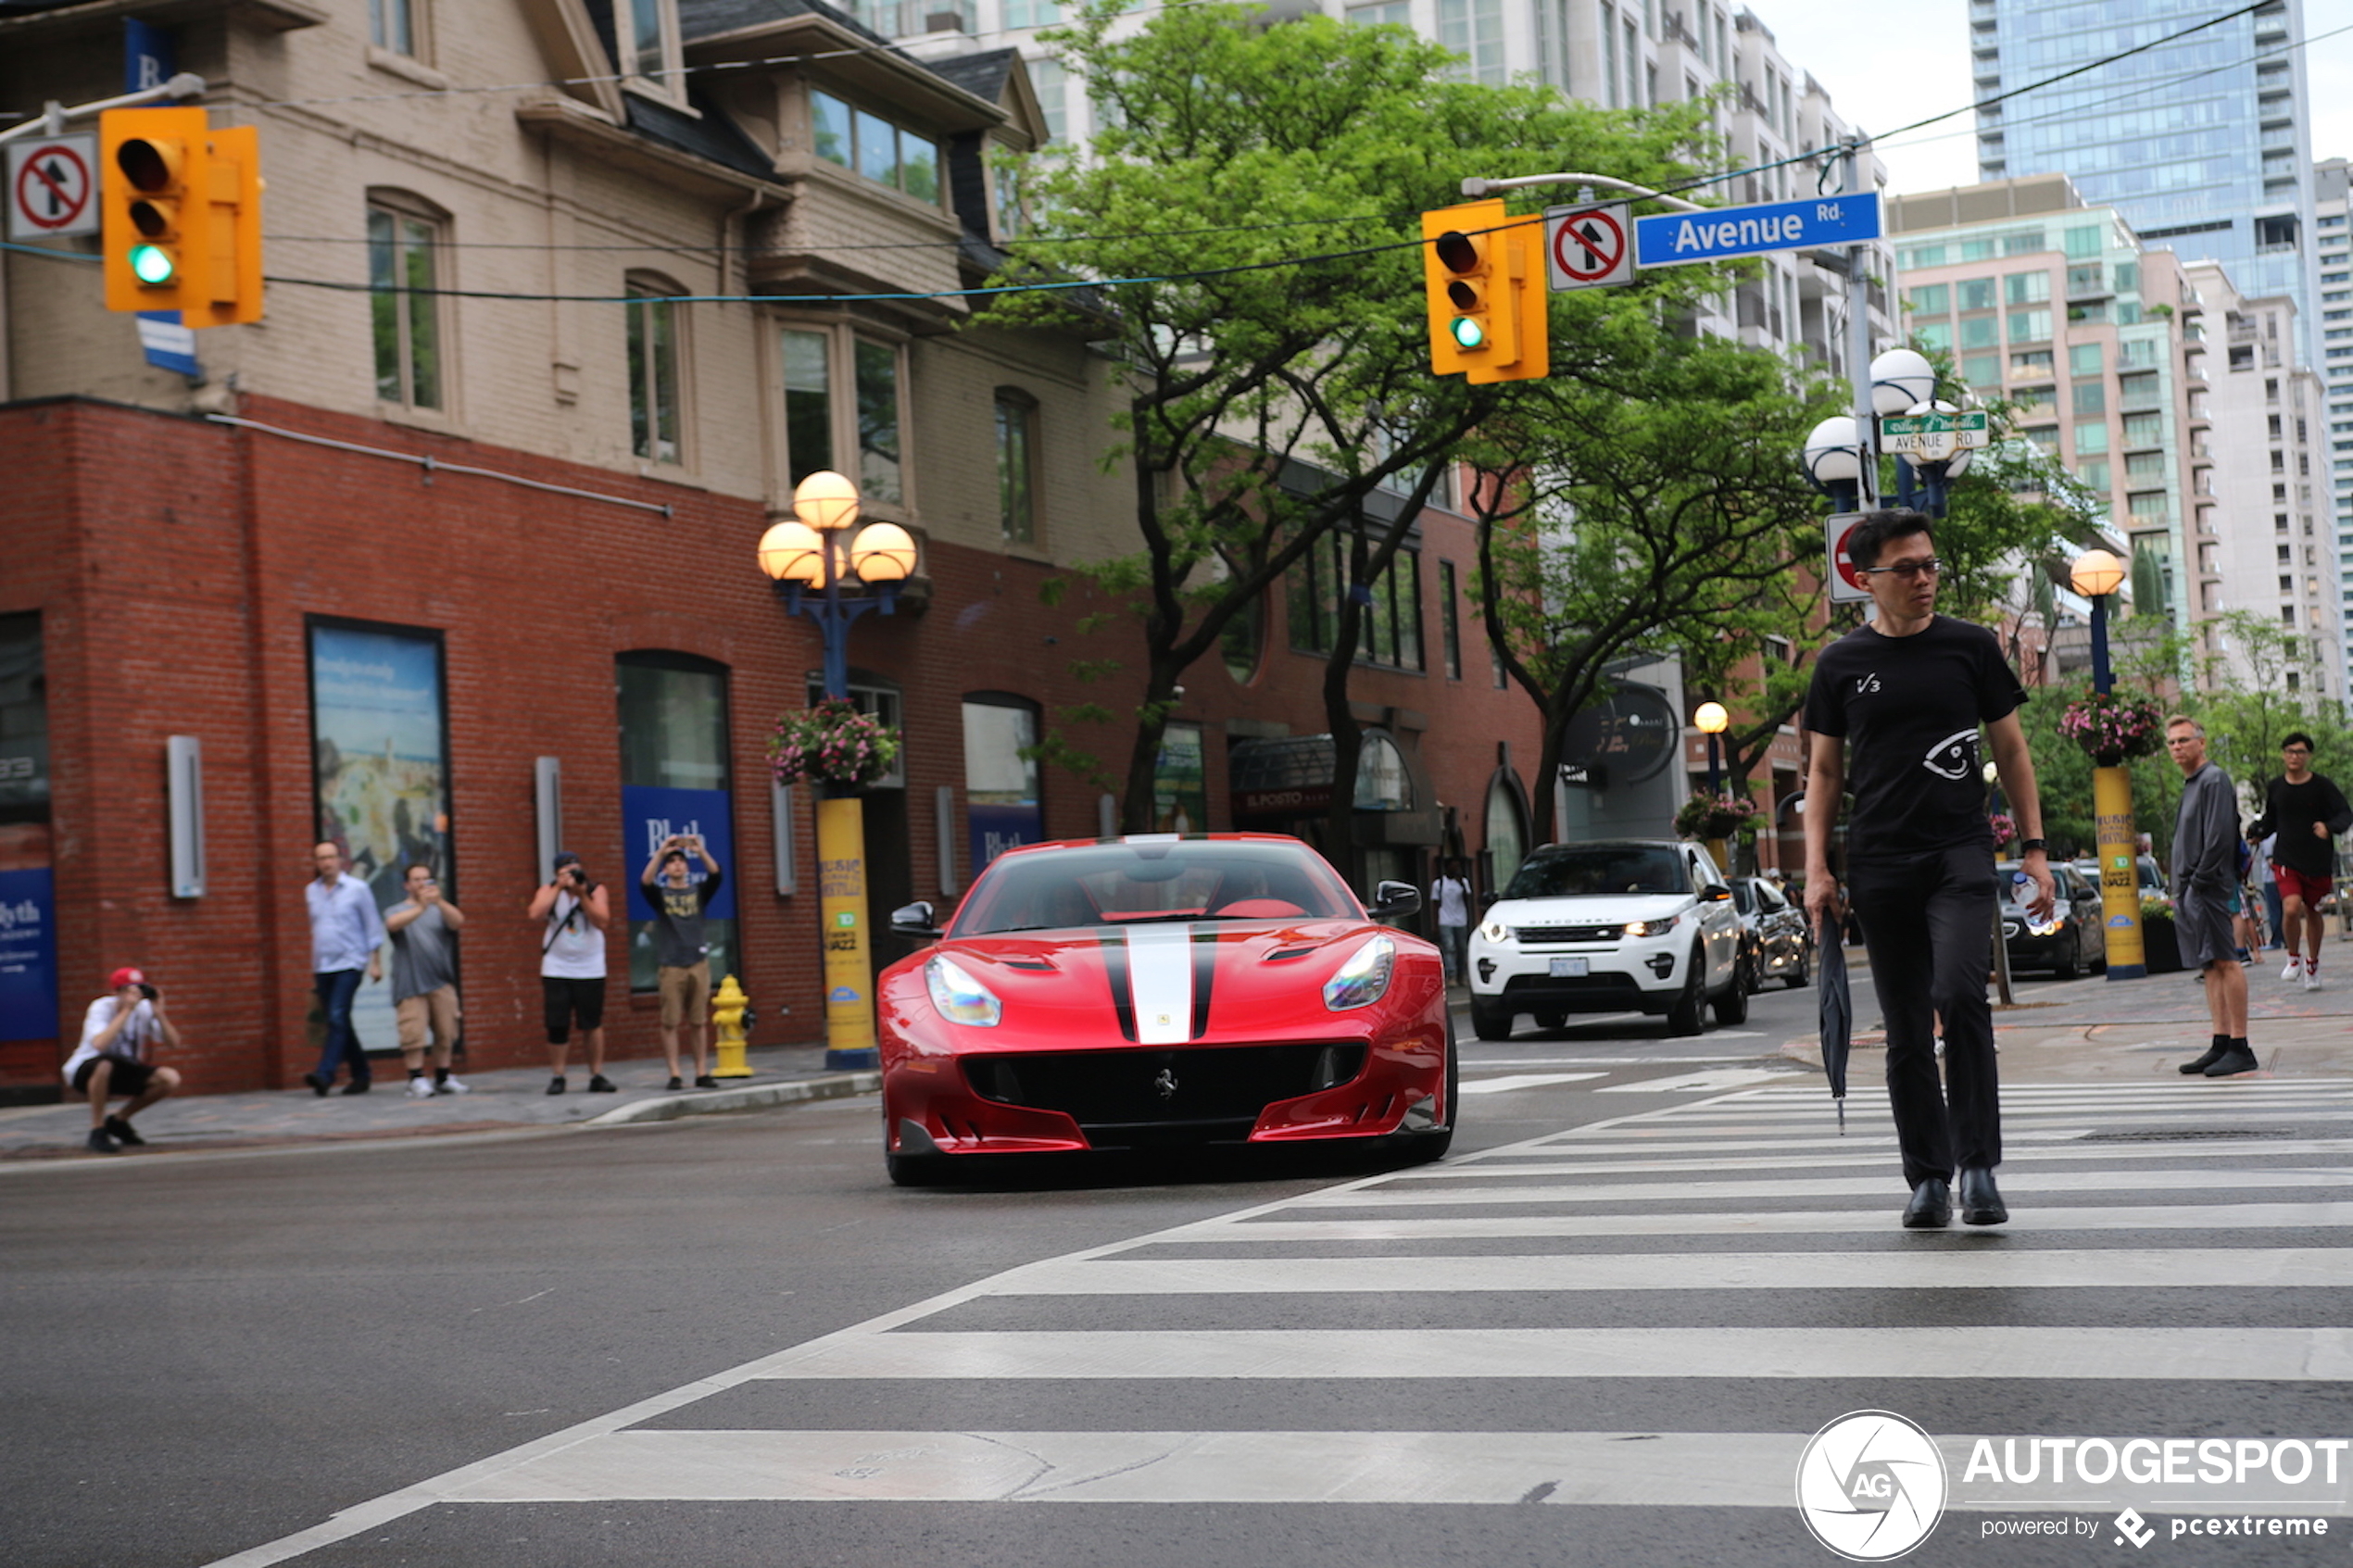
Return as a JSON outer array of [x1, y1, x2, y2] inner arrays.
[[1431, 876, 1471, 928], [63, 996, 158, 1080], [541, 890, 607, 979]]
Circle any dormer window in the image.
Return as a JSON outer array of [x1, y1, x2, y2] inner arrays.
[[811, 90, 941, 202], [630, 0, 683, 96]]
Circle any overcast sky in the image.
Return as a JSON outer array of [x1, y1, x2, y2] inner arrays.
[[1756, 0, 2353, 198]]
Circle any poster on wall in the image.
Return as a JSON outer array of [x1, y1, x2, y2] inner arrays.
[[963, 699, 1042, 875], [0, 827, 55, 1046], [622, 787, 736, 922], [308, 621, 448, 1057]]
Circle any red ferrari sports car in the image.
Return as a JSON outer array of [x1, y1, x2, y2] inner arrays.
[[877, 834, 1456, 1185]]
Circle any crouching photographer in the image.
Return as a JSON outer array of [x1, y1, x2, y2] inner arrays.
[[63, 966, 182, 1154]]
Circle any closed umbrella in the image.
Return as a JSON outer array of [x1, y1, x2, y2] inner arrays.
[[1818, 911, 1852, 1133]]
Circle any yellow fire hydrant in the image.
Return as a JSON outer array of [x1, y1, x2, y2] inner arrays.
[[711, 974, 753, 1079]]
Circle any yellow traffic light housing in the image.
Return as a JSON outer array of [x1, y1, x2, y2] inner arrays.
[[100, 107, 264, 327], [1421, 199, 1549, 384]]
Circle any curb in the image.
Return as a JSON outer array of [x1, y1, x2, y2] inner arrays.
[[581, 1071, 881, 1126]]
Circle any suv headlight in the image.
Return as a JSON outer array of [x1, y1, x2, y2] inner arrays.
[[925, 955, 1002, 1026], [1324, 935, 1395, 1011], [1479, 919, 1509, 944], [1624, 917, 1678, 937]]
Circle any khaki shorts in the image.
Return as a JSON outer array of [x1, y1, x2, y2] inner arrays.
[[659, 960, 711, 1029], [396, 985, 459, 1055]]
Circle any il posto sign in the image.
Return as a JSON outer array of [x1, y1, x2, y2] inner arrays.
[[1559, 686, 1678, 789]]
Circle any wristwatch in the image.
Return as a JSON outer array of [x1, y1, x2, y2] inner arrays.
[[2019, 837, 2047, 854]]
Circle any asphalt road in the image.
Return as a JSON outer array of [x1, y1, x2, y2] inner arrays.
[[8, 976, 2350, 1567]]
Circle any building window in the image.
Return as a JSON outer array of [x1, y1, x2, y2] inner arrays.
[[617, 653, 736, 995], [1959, 316, 1999, 351], [2005, 270, 2049, 306], [1957, 278, 1996, 312], [2069, 344, 2103, 376], [371, 0, 414, 54], [1438, 0, 1505, 83], [1288, 533, 1423, 671], [777, 326, 905, 507], [2007, 308, 2051, 344], [1906, 283, 1949, 314], [367, 197, 444, 410], [1439, 559, 1463, 680], [1032, 57, 1066, 143], [2072, 382, 2106, 417], [1221, 595, 1264, 685], [995, 391, 1038, 545], [630, 0, 681, 93], [626, 280, 683, 465], [1003, 0, 1058, 24], [2076, 423, 2108, 455], [963, 694, 1041, 875], [810, 89, 940, 202]]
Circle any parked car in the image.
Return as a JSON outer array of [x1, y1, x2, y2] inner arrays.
[[1466, 838, 1744, 1040], [2001, 859, 2108, 978], [876, 834, 1453, 1185], [1730, 876, 1813, 990]]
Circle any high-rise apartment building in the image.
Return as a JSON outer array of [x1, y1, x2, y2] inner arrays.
[[1970, 0, 2318, 368], [2316, 158, 2353, 695]]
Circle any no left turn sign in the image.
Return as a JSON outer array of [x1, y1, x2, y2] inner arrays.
[[1544, 202, 1633, 290], [7, 135, 98, 241]]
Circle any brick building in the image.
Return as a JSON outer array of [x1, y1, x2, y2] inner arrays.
[[0, 0, 1543, 1098]]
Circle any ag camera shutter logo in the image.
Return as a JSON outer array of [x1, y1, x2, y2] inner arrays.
[[1795, 1410, 1948, 1561]]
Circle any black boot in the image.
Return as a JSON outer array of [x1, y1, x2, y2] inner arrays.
[[1958, 1167, 2008, 1225], [1902, 1178, 1951, 1229]]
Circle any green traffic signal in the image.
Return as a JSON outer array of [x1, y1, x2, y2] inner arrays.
[[1449, 317, 1485, 349], [128, 244, 177, 285]]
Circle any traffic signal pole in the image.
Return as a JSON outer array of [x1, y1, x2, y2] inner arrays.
[[0, 74, 206, 147]]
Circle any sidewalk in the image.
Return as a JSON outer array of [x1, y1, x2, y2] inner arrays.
[[0, 1042, 878, 1164]]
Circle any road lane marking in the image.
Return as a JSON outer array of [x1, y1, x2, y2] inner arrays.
[[1156, 1200, 2353, 1243], [1282, 1167, 2353, 1207], [1595, 1068, 1809, 1093], [1459, 1073, 1606, 1094]]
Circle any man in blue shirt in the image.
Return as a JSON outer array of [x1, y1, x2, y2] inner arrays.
[[305, 841, 384, 1095]]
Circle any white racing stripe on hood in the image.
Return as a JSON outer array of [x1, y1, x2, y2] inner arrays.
[[1126, 924, 1194, 1044]]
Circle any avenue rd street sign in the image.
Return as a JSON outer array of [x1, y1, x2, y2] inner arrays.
[[1632, 193, 1881, 270], [1880, 408, 1991, 461]]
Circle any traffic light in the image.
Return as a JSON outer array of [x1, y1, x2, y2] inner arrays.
[[1420, 199, 1548, 384], [99, 107, 264, 327]]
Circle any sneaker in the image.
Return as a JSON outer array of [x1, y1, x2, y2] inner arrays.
[[102, 1115, 145, 1148], [408, 1077, 437, 1099], [666, 1075, 684, 1091], [586, 1074, 618, 1093], [2304, 969, 2322, 992], [546, 1076, 567, 1096], [436, 1076, 470, 1096], [694, 1074, 719, 1089], [2204, 1044, 2261, 1077], [2284, 954, 2304, 982], [2179, 1044, 2228, 1074], [86, 1127, 120, 1154]]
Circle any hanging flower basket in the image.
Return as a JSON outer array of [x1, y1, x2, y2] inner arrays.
[[2057, 690, 2163, 767], [769, 697, 901, 791], [1674, 792, 1761, 841], [1989, 811, 2017, 850]]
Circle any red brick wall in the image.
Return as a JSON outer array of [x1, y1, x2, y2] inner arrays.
[[0, 396, 1545, 1095]]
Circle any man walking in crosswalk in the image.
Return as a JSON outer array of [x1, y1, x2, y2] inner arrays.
[[2169, 716, 2259, 1078]]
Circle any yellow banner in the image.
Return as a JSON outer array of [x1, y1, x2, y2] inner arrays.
[[2093, 765, 2145, 973], [816, 795, 876, 1055]]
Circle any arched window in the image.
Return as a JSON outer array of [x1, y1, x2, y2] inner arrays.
[[1483, 767, 1529, 893]]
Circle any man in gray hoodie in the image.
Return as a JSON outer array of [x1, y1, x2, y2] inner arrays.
[[2168, 715, 2257, 1077]]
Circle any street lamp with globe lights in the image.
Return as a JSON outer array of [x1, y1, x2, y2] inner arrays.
[[2066, 546, 2145, 980], [755, 470, 921, 1069], [1693, 700, 1730, 796], [2068, 547, 2126, 696]]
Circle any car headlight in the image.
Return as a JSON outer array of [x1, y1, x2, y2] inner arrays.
[[1479, 920, 1508, 944], [1324, 935, 1395, 1011], [1623, 917, 1678, 937], [925, 955, 1002, 1026]]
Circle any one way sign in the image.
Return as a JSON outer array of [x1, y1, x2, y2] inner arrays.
[[1544, 203, 1634, 291]]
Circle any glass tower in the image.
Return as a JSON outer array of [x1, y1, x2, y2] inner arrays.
[[1972, 0, 2317, 366]]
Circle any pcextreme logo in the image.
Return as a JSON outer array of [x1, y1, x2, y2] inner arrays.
[[1795, 1410, 1948, 1562]]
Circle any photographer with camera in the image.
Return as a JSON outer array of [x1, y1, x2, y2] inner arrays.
[[386, 860, 469, 1098], [640, 833, 724, 1091], [527, 850, 612, 1094], [63, 967, 182, 1153]]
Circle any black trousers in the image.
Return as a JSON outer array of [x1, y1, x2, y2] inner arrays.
[[1846, 846, 2002, 1187]]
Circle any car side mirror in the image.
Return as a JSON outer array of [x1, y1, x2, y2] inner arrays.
[[888, 900, 942, 940], [1701, 884, 1733, 903], [1369, 880, 1421, 918]]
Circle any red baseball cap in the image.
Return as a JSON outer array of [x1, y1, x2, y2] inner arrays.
[[108, 967, 146, 989]]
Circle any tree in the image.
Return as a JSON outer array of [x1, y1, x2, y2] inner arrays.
[[2189, 611, 2353, 804], [977, 3, 1714, 831]]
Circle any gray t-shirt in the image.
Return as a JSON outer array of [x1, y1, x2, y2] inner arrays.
[[641, 869, 721, 970], [2171, 761, 2239, 899], [388, 900, 458, 1001]]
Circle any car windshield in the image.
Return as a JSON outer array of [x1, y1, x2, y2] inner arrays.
[[950, 840, 1361, 935], [1504, 846, 1689, 898]]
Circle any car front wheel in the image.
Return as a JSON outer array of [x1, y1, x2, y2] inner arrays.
[[1665, 948, 1706, 1036]]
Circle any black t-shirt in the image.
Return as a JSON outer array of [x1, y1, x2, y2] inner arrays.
[[2252, 774, 2353, 878], [1804, 616, 2026, 860]]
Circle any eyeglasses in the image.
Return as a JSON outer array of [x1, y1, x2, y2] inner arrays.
[[1859, 558, 1943, 581]]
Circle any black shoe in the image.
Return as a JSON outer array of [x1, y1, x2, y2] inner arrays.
[[546, 1076, 567, 1096], [1902, 1177, 1951, 1229], [1958, 1167, 2008, 1225], [2205, 1045, 2260, 1077], [103, 1115, 145, 1148], [341, 1081, 371, 1095], [666, 1075, 684, 1091], [85, 1127, 120, 1154], [2179, 1045, 2227, 1074], [304, 1072, 330, 1098], [587, 1074, 618, 1093], [694, 1074, 719, 1089]]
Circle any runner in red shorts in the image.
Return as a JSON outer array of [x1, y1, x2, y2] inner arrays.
[[2246, 733, 2353, 991]]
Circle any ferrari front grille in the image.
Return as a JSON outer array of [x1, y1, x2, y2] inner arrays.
[[962, 1043, 1367, 1129]]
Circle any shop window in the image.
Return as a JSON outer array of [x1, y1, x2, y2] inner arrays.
[[777, 326, 905, 506], [367, 194, 447, 410], [617, 653, 736, 995], [626, 276, 685, 465], [963, 694, 1041, 874]]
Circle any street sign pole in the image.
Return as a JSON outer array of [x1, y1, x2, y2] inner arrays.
[[1843, 140, 1878, 514]]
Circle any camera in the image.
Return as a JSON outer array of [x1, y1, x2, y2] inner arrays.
[[137, 983, 157, 1000]]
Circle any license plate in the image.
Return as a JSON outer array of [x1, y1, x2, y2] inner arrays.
[[1550, 957, 1589, 977]]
